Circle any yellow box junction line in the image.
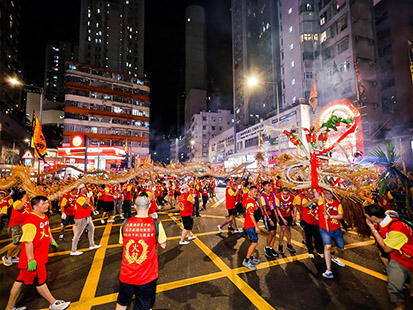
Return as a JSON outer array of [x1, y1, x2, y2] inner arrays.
[[168, 213, 276, 310], [34, 214, 383, 310]]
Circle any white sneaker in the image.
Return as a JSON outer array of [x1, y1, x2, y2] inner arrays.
[[217, 225, 223, 233], [242, 259, 257, 271], [309, 253, 315, 259], [2, 256, 13, 266], [188, 236, 197, 241], [70, 251, 83, 256], [179, 241, 190, 245], [107, 219, 115, 223], [49, 300, 71, 310], [11, 256, 19, 264], [100, 219, 105, 224], [120, 215, 125, 219], [234, 229, 243, 233], [89, 244, 102, 250], [318, 253, 324, 258], [322, 270, 334, 279], [13, 307, 26, 310], [331, 257, 345, 267], [250, 257, 260, 265]]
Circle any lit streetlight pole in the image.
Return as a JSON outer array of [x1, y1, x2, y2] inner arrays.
[[8, 77, 45, 178], [246, 76, 281, 154], [7, 77, 44, 122]]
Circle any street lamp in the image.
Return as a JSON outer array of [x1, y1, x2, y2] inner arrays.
[[246, 75, 281, 154], [7, 76, 44, 122]]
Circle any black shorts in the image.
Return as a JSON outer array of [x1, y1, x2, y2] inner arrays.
[[181, 216, 194, 230], [117, 279, 157, 309], [227, 208, 237, 216], [279, 215, 293, 226], [104, 201, 114, 212], [97, 200, 105, 210], [263, 211, 277, 231], [62, 215, 75, 226]]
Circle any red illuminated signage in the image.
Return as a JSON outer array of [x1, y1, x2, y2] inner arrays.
[[70, 135, 85, 147]]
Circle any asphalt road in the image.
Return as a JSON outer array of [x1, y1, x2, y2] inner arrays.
[[1, 188, 412, 310]]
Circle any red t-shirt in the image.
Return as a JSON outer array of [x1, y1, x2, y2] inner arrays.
[[379, 218, 413, 271], [242, 188, 249, 208], [123, 184, 133, 201], [148, 200, 157, 215], [168, 185, 174, 197], [59, 192, 76, 216], [74, 194, 92, 219], [244, 197, 258, 230], [294, 194, 318, 225], [9, 200, 31, 227], [18, 213, 51, 268], [225, 187, 236, 210], [179, 193, 194, 217], [275, 193, 294, 217], [317, 198, 343, 231], [104, 186, 115, 202], [120, 216, 159, 285]]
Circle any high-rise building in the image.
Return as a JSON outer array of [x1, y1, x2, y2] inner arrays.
[[231, 0, 281, 129], [187, 109, 233, 162], [317, 0, 381, 145], [185, 5, 207, 95], [78, 0, 145, 77], [374, 0, 413, 166], [0, 0, 29, 166], [278, 0, 318, 108], [63, 62, 150, 158], [44, 42, 78, 102]]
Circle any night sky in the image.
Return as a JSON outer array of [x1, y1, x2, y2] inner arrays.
[[18, 0, 232, 162]]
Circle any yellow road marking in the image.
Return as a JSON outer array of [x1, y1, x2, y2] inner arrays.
[[168, 213, 276, 310], [339, 258, 387, 281], [344, 239, 375, 249], [211, 197, 225, 209], [200, 214, 227, 219], [76, 223, 113, 309]]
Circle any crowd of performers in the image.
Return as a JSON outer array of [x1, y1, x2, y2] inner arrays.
[[0, 173, 412, 310]]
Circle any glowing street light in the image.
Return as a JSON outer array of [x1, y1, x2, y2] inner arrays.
[[247, 77, 259, 87], [190, 139, 195, 145], [7, 77, 22, 86]]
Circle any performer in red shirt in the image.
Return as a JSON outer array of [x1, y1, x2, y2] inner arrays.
[[293, 189, 323, 258], [70, 184, 101, 256], [178, 184, 197, 245], [275, 188, 296, 255], [122, 182, 134, 218], [2, 189, 31, 267], [101, 184, 116, 224], [58, 188, 77, 241], [116, 196, 167, 310], [242, 186, 261, 271], [5, 195, 71, 310], [218, 179, 243, 234], [317, 190, 346, 279], [260, 181, 279, 259]]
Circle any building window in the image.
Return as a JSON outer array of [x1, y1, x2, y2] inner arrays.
[[304, 72, 313, 79], [337, 37, 349, 54], [320, 31, 327, 43], [219, 126, 223, 131], [203, 153, 207, 157], [203, 143, 207, 148], [290, 43, 294, 50], [218, 117, 223, 122], [289, 26, 293, 33], [292, 79, 295, 85], [202, 125, 206, 130], [291, 61, 294, 67], [211, 126, 216, 130], [211, 116, 216, 121], [202, 116, 207, 121], [292, 96, 296, 102], [288, 8, 292, 14]]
